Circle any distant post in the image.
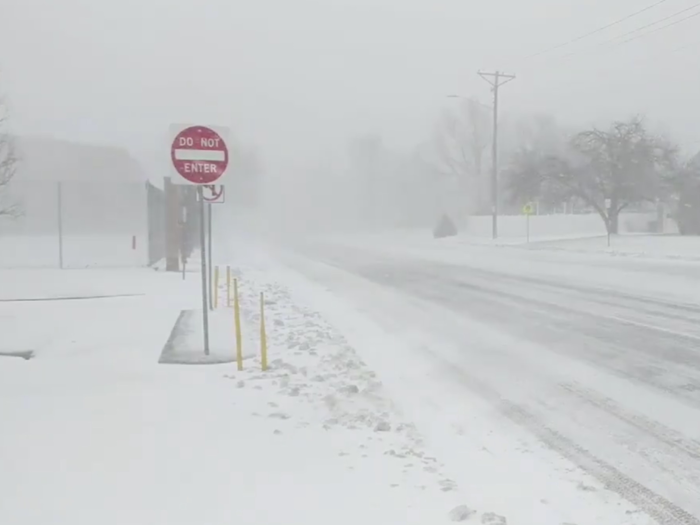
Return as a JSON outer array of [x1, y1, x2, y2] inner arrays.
[[522, 202, 534, 243], [56, 181, 64, 269]]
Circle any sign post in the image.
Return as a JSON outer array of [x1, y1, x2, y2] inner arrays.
[[197, 187, 210, 355], [56, 182, 64, 269], [207, 203, 213, 310], [196, 185, 224, 309], [195, 187, 224, 309], [170, 125, 229, 356], [522, 202, 534, 243]]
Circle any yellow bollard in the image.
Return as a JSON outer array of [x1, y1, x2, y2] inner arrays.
[[213, 266, 220, 309], [260, 291, 268, 371], [226, 266, 231, 307], [234, 278, 243, 371]]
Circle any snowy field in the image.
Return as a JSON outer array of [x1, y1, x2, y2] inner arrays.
[[0, 254, 474, 524], [0, 234, 147, 268]]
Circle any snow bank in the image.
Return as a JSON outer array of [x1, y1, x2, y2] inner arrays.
[[220, 264, 466, 500], [218, 236, 668, 525]]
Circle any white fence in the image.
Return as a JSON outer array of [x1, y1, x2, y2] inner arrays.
[[461, 212, 677, 239]]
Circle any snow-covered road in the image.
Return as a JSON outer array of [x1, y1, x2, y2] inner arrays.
[[274, 236, 700, 525]]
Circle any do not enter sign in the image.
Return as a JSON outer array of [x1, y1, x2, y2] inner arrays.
[[170, 125, 229, 185]]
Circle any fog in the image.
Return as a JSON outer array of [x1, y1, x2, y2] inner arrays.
[[2, 0, 700, 235]]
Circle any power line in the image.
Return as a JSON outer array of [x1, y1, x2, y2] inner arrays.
[[617, 8, 700, 45], [548, 2, 700, 64], [600, 1, 700, 46], [517, 0, 672, 61], [617, 33, 700, 68]]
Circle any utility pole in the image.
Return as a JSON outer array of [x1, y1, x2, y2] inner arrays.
[[478, 70, 515, 240]]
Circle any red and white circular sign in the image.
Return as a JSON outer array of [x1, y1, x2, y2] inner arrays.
[[171, 126, 229, 184]]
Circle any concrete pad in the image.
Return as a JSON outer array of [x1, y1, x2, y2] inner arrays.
[[158, 309, 255, 365]]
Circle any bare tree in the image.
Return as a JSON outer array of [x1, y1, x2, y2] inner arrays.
[[501, 113, 571, 212], [0, 95, 19, 218], [508, 113, 567, 157], [430, 98, 491, 214], [508, 117, 676, 233]]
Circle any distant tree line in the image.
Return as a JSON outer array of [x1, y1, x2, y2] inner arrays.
[[505, 116, 700, 235], [421, 97, 700, 235]]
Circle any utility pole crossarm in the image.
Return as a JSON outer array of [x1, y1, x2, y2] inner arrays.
[[477, 70, 516, 240], [478, 70, 516, 87]]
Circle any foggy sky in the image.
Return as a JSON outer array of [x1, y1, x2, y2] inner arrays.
[[2, 0, 700, 178]]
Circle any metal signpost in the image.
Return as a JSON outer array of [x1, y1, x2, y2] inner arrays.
[[196, 185, 226, 310], [56, 181, 64, 269], [170, 125, 229, 356], [208, 203, 213, 310]]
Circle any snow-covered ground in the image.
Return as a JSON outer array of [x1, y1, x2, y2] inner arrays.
[[0, 234, 147, 268], [461, 211, 674, 239], [4, 227, 700, 525], [527, 234, 700, 261], [323, 228, 700, 262], [303, 231, 700, 303], [0, 258, 471, 524], [234, 231, 700, 525]]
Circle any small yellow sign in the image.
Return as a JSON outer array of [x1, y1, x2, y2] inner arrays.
[[522, 202, 534, 215]]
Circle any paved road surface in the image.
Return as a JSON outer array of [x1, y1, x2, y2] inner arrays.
[[289, 239, 700, 525]]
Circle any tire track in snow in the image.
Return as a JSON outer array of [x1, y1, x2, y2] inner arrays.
[[297, 244, 700, 522], [500, 403, 700, 525], [349, 259, 700, 407], [441, 364, 700, 525], [560, 383, 700, 461], [458, 265, 700, 329], [446, 277, 700, 370], [315, 248, 700, 408], [310, 242, 700, 327]]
